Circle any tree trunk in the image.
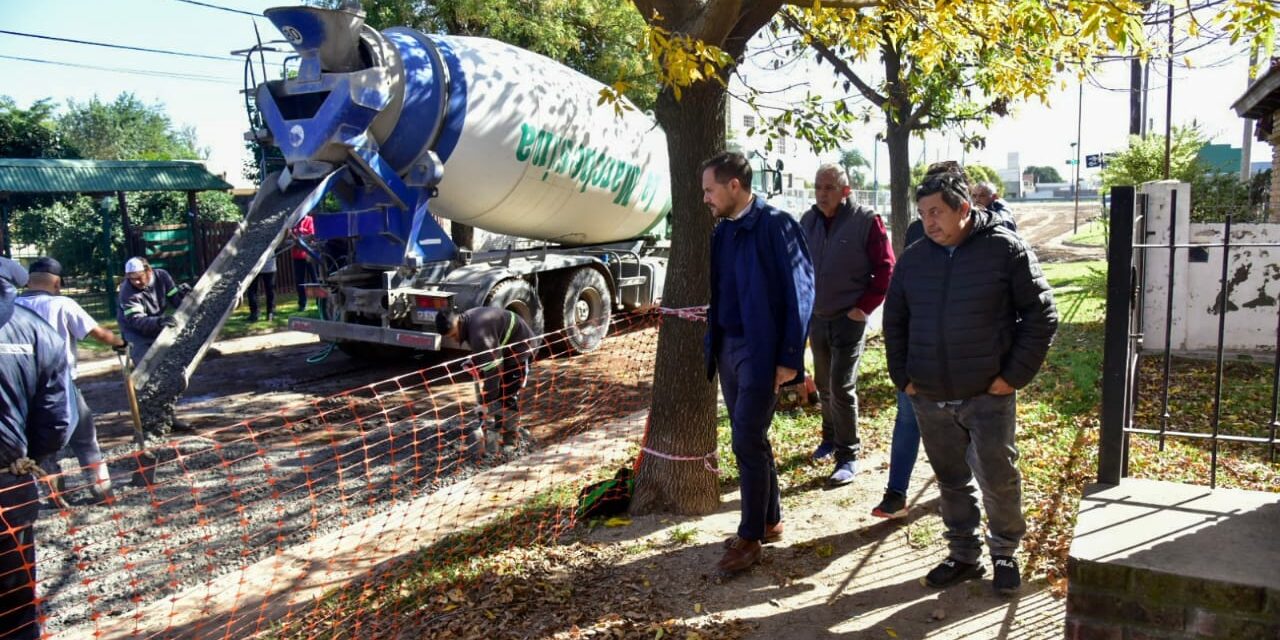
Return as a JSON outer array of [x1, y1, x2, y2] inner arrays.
[[630, 80, 726, 516], [884, 122, 913, 257]]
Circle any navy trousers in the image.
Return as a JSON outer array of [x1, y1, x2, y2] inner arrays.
[[717, 335, 781, 542]]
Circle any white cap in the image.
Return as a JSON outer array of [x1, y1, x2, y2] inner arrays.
[[124, 257, 148, 274]]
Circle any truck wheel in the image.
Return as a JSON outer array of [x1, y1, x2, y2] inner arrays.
[[546, 267, 611, 355], [485, 279, 544, 348]]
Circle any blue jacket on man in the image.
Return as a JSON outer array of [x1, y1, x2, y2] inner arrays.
[[705, 196, 815, 386]]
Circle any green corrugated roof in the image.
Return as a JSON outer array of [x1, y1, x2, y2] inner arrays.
[[0, 158, 233, 193]]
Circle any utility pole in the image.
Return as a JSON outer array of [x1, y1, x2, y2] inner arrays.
[[1241, 49, 1259, 182], [1162, 2, 1174, 179], [1074, 79, 1084, 233]]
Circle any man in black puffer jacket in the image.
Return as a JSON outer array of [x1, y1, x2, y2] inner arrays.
[[883, 169, 1057, 597]]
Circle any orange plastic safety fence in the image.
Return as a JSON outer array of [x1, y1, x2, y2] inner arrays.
[[0, 310, 684, 639]]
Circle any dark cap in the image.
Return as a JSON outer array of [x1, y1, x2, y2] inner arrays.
[[28, 257, 63, 277]]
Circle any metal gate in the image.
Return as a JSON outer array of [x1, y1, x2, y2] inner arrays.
[[1099, 184, 1280, 488]]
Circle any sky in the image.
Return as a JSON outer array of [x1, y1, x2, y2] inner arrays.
[[0, 1, 1271, 190]]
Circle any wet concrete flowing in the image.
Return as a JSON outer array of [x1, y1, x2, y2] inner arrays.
[[133, 175, 323, 435]]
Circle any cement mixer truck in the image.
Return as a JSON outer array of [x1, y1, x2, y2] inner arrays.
[[127, 1, 672, 433], [253, 2, 672, 358]]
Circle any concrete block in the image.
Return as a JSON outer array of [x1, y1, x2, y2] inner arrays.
[[1069, 589, 1130, 620], [1188, 579, 1265, 613], [1071, 557, 1132, 592], [1127, 599, 1185, 629], [1068, 618, 1124, 640], [1133, 570, 1190, 605], [1185, 607, 1280, 639], [1265, 588, 1280, 616]]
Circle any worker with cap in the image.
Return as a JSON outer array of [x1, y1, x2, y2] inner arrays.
[[435, 307, 535, 447], [116, 257, 193, 435], [0, 255, 74, 640], [116, 256, 190, 364], [17, 257, 126, 503]]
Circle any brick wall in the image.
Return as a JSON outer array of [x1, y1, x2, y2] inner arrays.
[[1066, 557, 1280, 639]]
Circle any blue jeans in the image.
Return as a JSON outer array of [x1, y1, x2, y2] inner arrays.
[[717, 335, 781, 542], [887, 391, 920, 495]]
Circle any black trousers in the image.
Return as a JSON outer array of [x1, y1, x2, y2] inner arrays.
[[248, 271, 276, 316], [0, 476, 39, 640], [480, 357, 530, 440]]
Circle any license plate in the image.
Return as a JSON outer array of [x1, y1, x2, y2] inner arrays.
[[413, 309, 438, 324]]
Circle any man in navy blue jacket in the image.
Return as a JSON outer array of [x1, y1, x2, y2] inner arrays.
[[702, 152, 815, 576], [0, 257, 74, 640]]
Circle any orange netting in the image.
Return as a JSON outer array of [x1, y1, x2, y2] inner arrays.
[[2, 310, 684, 639]]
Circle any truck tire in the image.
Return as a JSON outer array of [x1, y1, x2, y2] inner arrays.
[[485, 278, 544, 348], [545, 267, 611, 355]]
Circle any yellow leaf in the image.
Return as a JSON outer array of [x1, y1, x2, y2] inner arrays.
[[815, 543, 834, 558], [655, 628, 665, 640], [693, 602, 703, 614], [886, 628, 898, 638], [603, 516, 632, 527]]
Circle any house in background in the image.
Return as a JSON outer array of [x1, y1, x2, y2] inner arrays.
[[1231, 59, 1280, 222]]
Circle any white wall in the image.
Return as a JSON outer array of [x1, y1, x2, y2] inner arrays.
[[1138, 181, 1279, 355]]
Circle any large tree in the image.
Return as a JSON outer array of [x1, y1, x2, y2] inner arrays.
[[354, 0, 658, 109], [771, 2, 1149, 255], [58, 93, 203, 162], [1026, 165, 1064, 184], [625, 0, 795, 515]]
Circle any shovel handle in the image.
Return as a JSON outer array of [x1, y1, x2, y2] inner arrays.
[[117, 352, 146, 448]]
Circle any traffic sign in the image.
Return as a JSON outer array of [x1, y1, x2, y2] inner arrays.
[[1086, 154, 1102, 168]]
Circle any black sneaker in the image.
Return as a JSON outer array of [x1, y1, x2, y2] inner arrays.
[[992, 555, 1021, 596], [924, 557, 986, 588], [871, 490, 908, 519]]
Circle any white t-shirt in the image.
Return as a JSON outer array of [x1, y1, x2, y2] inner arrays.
[[14, 293, 97, 379]]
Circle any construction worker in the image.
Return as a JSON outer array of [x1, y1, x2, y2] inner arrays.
[[435, 307, 534, 446], [116, 256, 193, 434], [116, 257, 190, 363], [0, 256, 74, 640], [16, 257, 126, 502]]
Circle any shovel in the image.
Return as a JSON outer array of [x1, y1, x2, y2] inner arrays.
[[116, 349, 156, 486]]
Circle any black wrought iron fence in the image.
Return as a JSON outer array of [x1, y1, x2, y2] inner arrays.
[[1100, 185, 1280, 488]]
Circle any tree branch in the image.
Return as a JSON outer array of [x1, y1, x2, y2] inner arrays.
[[778, 11, 886, 108], [781, 0, 882, 8]]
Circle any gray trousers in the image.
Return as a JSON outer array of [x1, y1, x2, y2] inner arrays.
[[809, 314, 866, 463], [40, 383, 102, 471], [911, 392, 1025, 563]]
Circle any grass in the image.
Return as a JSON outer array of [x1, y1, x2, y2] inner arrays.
[[270, 255, 1278, 628], [78, 292, 322, 355], [1065, 218, 1108, 247]]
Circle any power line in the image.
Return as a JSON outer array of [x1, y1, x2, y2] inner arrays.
[[0, 54, 239, 85], [0, 28, 239, 62], [171, 0, 263, 17]]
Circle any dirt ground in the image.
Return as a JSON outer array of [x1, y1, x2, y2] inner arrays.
[[63, 201, 1096, 639]]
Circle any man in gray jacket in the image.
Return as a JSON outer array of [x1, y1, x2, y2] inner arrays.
[[883, 168, 1057, 597], [799, 164, 894, 486]]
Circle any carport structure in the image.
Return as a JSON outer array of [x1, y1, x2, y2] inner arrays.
[[0, 158, 232, 314]]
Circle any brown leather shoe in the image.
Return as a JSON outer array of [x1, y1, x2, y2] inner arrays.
[[716, 537, 762, 575], [722, 521, 783, 549]]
